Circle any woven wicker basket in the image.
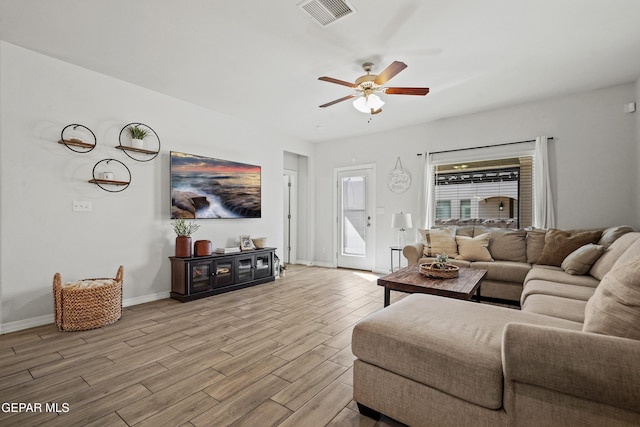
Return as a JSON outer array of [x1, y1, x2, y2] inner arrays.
[[53, 266, 123, 332], [419, 262, 459, 279]]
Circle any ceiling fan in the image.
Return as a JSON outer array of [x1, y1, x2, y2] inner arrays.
[[318, 61, 429, 115]]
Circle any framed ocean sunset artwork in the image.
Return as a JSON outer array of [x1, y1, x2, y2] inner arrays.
[[170, 151, 261, 219]]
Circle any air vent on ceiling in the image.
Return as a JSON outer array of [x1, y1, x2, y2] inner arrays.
[[298, 0, 357, 27]]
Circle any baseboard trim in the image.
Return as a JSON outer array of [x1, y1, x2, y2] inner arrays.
[[0, 314, 54, 334], [1, 291, 171, 334], [123, 292, 170, 308]]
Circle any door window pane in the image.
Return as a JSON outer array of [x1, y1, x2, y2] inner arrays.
[[342, 176, 365, 256]]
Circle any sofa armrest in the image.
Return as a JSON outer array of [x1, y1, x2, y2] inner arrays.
[[502, 322, 640, 413], [402, 243, 424, 265]]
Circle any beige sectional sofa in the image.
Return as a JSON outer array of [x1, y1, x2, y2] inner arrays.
[[352, 230, 640, 426], [402, 226, 630, 302]]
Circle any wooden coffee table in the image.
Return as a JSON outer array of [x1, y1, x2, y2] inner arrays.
[[378, 264, 487, 307]]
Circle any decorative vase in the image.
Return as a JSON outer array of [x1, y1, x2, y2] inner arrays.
[[175, 236, 192, 258], [194, 240, 212, 256], [132, 138, 144, 149]]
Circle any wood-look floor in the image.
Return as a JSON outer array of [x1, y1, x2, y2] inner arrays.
[[0, 265, 409, 427]]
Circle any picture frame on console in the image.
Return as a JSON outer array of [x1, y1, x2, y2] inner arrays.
[[240, 235, 253, 251]]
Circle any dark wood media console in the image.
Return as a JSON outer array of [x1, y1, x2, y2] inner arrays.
[[169, 247, 276, 302]]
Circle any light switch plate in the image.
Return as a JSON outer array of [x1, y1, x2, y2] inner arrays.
[[72, 201, 92, 212]]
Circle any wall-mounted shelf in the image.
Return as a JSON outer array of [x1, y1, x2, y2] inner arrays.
[[58, 124, 96, 153], [115, 145, 158, 156], [90, 159, 131, 192], [118, 123, 160, 162], [88, 178, 130, 186]]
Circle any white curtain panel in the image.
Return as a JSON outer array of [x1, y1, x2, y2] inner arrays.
[[417, 151, 433, 237], [534, 136, 556, 228]]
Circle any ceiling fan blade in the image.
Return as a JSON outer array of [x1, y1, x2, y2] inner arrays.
[[318, 76, 356, 88], [384, 87, 430, 96], [319, 94, 356, 108], [373, 61, 407, 85]]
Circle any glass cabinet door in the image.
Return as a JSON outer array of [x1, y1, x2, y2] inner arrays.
[[254, 253, 272, 279], [236, 256, 254, 283], [190, 261, 214, 294], [213, 259, 234, 288]]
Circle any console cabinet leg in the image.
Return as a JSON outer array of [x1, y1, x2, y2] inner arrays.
[[356, 402, 382, 420]]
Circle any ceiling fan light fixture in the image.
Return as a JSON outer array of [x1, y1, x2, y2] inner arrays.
[[353, 93, 384, 114]]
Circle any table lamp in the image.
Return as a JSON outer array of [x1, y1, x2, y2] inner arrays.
[[391, 212, 412, 248]]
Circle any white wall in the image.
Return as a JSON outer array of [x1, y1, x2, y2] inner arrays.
[[0, 42, 304, 332], [314, 83, 639, 272]]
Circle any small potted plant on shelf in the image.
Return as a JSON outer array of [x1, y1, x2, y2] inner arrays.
[[171, 218, 200, 258], [128, 125, 148, 149], [420, 253, 459, 279]]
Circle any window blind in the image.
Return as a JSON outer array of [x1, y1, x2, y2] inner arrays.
[[432, 156, 534, 229]]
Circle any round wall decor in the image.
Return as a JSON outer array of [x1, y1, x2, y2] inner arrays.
[[387, 157, 411, 193]]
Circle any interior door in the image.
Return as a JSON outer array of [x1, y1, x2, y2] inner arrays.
[[336, 167, 375, 271], [283, 170, 297, 264]]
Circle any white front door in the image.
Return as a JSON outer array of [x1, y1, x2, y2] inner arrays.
[[336, 166, 375, 271]]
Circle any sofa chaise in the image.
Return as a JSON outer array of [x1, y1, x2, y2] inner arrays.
[[352, 230, 640, 426]]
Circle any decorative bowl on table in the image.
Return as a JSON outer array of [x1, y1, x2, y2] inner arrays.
[[419, 262, 460, 279]]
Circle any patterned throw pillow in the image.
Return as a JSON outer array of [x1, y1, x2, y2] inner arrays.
[[419, 227, 458, 257]]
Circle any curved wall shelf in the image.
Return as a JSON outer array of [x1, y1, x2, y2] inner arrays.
[[118, 123, 160, 162], [89, 159, 131, 192], [58, 124, 97, 153]]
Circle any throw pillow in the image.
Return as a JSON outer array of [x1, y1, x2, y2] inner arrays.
[[419, 227, 458, 257], [525, 228, 547, 264], [583, 256, 640, 340], [455, 233, 493, 262], [536, 229, 602, 267], [561, 244, 605, 275], [476, 227, 527, 263], [598, 225, 634, 249]]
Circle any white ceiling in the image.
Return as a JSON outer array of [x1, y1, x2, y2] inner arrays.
[[1, 0, 640, 143]]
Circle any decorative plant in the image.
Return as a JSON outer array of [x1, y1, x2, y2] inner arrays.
[[171, 218, 200, 237], [128, 125, 148, 140], [433, 253, 450, 269]]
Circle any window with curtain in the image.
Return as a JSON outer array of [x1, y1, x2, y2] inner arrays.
[[432, 156, 534, 229]]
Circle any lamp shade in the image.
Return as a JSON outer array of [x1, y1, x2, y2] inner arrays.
[[391, 212, 412, 229], [353, 93, 385, 113]]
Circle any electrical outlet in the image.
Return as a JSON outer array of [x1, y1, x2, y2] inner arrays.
[[72, 201, 92, 212]]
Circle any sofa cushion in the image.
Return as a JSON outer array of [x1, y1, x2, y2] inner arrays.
[[351, 294, 582, 410], [583, 256, 640, 340], [590, 232, 640, 280], [455, 233, 492, 261], [524, 266, 599, 289], [521, 280, 597, 306], [521, 294, 587, 323], [537, 229, 602, 267], [419, 227, 458, 257], [455, 226, 475, 237], [526, 228, 547, 264], [561, 244, 605, 275], [475, 227, 527, 263], [471, 261, 531, 284]]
